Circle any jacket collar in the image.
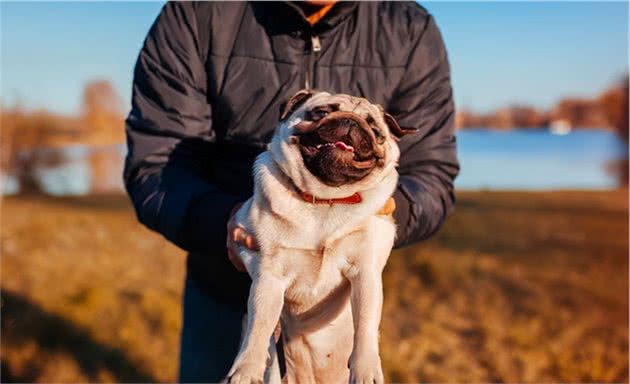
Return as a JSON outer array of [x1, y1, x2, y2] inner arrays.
[[282, 1, 357, 32], [251, 2, 358, 35]]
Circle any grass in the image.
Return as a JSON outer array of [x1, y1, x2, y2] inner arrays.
[[1, 190, 628, 382]]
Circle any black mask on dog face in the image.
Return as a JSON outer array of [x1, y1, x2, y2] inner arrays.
[[281, 90, 415, 187]]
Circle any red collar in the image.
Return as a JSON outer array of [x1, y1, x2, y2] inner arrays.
[[300, 191, 362, 205]]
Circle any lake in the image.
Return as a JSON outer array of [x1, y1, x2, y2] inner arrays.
[[457, 129, 627, 189], [1, 129, 627, 196]]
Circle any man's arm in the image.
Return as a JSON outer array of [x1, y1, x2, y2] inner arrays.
[[124, 2, 240, 253], [389, 14, 460, 248]]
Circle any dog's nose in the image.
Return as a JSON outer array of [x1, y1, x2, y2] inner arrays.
[[339, 118, 362, 130], [329, 117, 362, 133], [307, 111, 372, 136]]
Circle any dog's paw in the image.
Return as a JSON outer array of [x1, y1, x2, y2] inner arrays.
[[348, 350, 384, 384], [227, 361, 265, 384]]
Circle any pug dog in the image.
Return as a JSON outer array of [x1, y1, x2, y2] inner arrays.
[[227, 90, 416, 384]]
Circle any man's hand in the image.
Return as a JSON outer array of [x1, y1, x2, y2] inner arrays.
[[226, 203, 260, 273], [376, 197, 396, 216]]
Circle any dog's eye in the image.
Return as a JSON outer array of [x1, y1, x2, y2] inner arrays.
[[308, 107, 330, 121], [372, 128, 385, 144]]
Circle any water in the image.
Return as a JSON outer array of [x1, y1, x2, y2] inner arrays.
[[456, 129, 627, 190], [1, 129, 627, 196], [2, 144, 126, 196], [29, 145, 93, 195]]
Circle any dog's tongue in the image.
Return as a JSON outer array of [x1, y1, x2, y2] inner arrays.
[[334, 141, 354, 153]]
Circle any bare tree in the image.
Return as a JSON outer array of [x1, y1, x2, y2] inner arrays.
[[80, 80, 126, 193], [80, 80, 124, 143]]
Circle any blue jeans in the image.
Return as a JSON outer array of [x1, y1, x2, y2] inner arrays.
[[179, 276, 245, 383]]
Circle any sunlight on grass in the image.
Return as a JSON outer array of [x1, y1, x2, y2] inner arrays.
[[1, 190, 628, 382]]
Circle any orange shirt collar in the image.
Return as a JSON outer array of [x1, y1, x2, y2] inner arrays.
[[306, 3, 336, 26]]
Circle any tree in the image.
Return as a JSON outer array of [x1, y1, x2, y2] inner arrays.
[[80, 80, 125, 143], [599, 76, 629, 185]]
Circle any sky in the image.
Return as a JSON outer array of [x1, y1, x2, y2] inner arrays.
[[1, 1, 628, 115]]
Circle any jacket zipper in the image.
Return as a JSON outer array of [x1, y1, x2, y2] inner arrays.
[[304, 35, 321, 89]]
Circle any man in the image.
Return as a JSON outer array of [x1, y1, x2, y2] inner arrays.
[[124, 1, 459, 382]]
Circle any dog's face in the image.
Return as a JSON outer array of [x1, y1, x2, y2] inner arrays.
[[269, 90, 415, 198]]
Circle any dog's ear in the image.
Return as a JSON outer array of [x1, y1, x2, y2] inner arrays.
[[383, 112, 418, 139], [280, 89, 316, 121]]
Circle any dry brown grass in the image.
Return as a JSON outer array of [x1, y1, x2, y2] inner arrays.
[[1, 190, 628, 383]]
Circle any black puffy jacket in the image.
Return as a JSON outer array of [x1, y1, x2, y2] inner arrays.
[[124, 1, 459, 305]]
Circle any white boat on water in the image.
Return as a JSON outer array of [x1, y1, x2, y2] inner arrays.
[[550, 119, 572, 135]]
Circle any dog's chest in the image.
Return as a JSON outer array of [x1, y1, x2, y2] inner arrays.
[[251, 198, 365, 252], [286, 209, 357, 248], [282, 246, 348, 312]]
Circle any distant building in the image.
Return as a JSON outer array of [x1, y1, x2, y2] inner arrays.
[[549, 119, 572, 135]]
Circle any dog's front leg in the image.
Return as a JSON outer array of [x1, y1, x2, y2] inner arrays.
[[228, 270, 286, 384], [346, 265, 384, 384]]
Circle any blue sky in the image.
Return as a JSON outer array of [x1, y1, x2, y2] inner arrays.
[[1, 1, 628, 115]]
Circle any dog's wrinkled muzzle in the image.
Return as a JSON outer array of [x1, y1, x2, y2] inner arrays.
[[294, 111, 386, 187], [294, 112, 384, 159]]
